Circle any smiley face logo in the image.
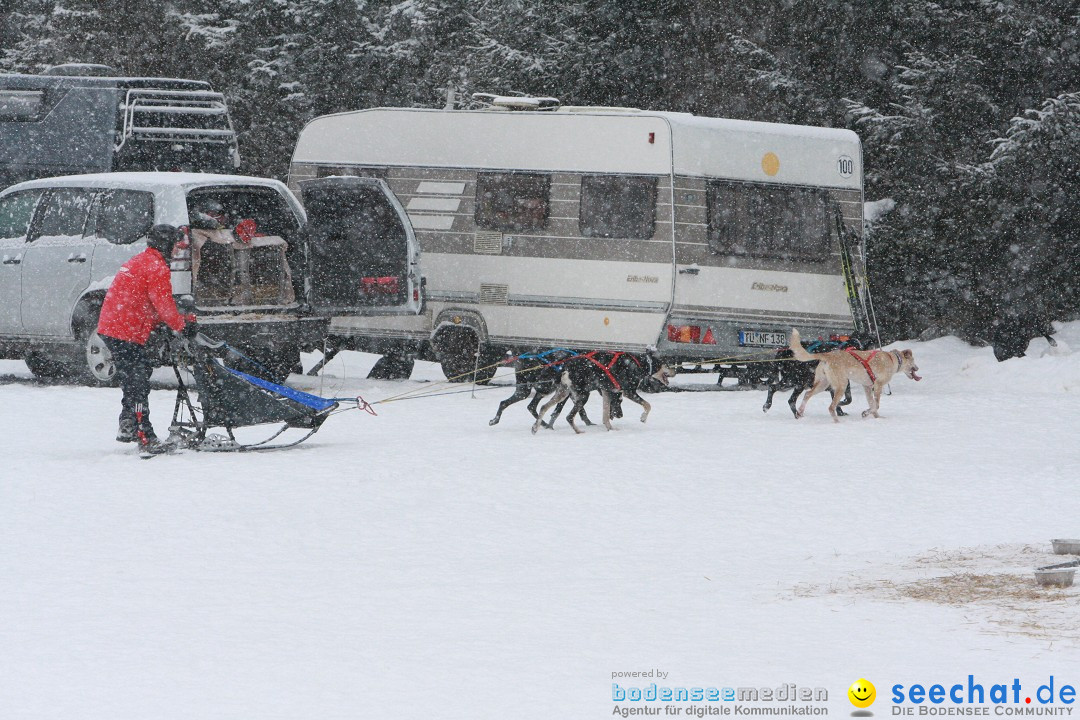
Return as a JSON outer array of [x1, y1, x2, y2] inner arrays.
[[848, 679, 876, 709]]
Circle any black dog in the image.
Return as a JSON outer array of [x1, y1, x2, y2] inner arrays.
[[532, 350, 675, 434], [489, 349, 626, 428], [762, 338, 860, 418], [489, 349, 592, 427]]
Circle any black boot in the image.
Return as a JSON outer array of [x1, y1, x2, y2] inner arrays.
[[116, 415, 137, 443], [139, 437, 174, 456], [133, 403, 158, 444]]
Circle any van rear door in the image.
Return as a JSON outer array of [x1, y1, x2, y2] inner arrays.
[[300, 176, 422, 316]]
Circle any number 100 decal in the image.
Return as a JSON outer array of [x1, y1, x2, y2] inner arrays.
[[837, 155, 854, 178]]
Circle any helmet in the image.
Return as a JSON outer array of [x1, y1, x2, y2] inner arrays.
[[195, 198, 224, 215], [146, 224, 183, 256], [190, 198, 228, 230]]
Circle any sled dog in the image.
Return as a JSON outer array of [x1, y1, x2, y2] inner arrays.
[[532, 350, 675, 434], [788, 328, 921, 422]]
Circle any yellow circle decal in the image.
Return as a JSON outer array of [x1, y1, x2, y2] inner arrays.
[[762, 152, 780, 176], [603, 317, 610, 326], [848, 679, 876, 709]]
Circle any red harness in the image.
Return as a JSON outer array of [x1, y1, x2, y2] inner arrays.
[[845, 347, 880, 383], [554, 351, 641, 392]]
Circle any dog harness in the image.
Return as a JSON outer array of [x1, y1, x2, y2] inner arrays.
[[565, 351, 641, 392], [509, 347, 575, 370], [845, 347, 880, 383]]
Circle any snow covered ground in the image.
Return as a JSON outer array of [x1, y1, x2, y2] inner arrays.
[[2, 325, 1080, 719]]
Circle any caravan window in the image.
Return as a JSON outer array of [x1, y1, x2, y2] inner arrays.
[[475, 172, 549, 231], [706, 181, 832, 261], [579, 175, 657, 239]]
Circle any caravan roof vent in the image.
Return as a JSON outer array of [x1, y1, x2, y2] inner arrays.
[[471, 93, 561, 111]]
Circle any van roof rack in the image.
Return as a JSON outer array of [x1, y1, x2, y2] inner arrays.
[[117, 88, 239, 163], [470, 93, 561, 111]]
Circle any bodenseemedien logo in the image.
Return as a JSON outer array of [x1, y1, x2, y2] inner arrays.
[[610, 679, 829, 717]]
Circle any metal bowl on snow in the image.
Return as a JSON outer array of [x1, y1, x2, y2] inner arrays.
[[1051, 539, 1080, 555], [1035, 560, 1079, 588]]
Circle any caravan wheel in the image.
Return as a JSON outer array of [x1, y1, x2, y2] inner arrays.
[[433, 327, 497, 384]]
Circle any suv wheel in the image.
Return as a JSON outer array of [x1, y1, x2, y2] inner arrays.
[[73, 302, 119, 387], [367, 351, 415, 380], [83, 330, 118, 385], [24, 350, 71, 380]]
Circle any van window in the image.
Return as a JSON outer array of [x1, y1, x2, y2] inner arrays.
[[0, 190, 43, 240], [0, 90, 44, 121], [187, 187, 300, 239], [316, 165, 388, 179], [93, 190, 155, 245], [579, 175, 657, 239], [31, 189, 95, 239], [706, 181, 831, 261], [304, 182, 410, 309], [475, 172, 549, 231]]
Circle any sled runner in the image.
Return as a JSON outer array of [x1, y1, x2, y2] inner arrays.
[[155, 334, 355, 455]]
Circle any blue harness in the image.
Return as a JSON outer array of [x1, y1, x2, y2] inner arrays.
[[514, 348, 576, 371]]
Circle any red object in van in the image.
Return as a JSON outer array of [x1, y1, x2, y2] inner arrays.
[[361, 276, 400, 295], [234, 218, 258, 243]]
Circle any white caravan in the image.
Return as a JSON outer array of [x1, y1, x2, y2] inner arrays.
[[289, 100, 869, 381]]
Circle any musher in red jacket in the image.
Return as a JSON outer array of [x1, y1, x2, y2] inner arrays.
[[97, 225, 196, 452]]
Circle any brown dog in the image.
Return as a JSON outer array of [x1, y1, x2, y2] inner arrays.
[[788, 328, 921, 421]]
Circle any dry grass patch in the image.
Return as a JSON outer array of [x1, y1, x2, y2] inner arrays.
[[790, 545, 1080, 642], [897, 572, 1069, 604]]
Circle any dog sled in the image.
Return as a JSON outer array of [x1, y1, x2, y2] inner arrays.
[[157, 334, 366, 455]]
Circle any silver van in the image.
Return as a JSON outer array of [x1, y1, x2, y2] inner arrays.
[[0, 172, 422, 383]]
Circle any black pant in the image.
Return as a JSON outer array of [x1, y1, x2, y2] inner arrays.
[[100, 335, 155, 436]]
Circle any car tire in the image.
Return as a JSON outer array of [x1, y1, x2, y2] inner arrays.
[[367, 352, 415, 380], [80, 324, 120, 387], [23, 350, 71, 380], [72, 302, 119, 387]]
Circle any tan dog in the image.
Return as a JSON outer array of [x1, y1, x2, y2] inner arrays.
[[788, 328, 921, 422]]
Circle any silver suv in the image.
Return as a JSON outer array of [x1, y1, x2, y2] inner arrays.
[[0, 172, 421, 383]]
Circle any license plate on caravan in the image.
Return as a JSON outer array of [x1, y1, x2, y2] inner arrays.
[[738, 330, 787, 347]]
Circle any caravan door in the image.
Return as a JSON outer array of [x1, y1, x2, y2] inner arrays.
[[300, 177, 422, 317]]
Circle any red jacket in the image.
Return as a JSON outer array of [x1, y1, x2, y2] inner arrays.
[[97, 248, 191, 345]]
